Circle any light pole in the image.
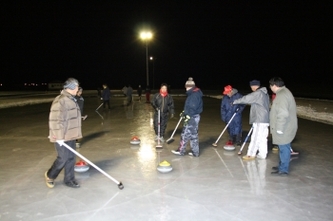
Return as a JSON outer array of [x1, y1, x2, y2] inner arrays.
[[150, 56, 155, 89], [140, 31, 153, 87]]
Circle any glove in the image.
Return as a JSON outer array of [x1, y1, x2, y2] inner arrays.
[[179, 110, 185, 118], [156, 107, 160, 112], [277, 130, 283, 134], [100, 98, 103, 100], [56, 140, 65, 146], [184, 115, 190, 125], [170, 114, 174, 119]]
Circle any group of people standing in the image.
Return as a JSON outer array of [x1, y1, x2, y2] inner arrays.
[[151, 77, 204, 158], [157, 77, 297, 177], [220, 77, 298, 175], [44, 76, 297, 189], [150, 77, 203, 157]]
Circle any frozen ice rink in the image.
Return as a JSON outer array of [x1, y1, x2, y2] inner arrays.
[[0, 93, 333, 221]]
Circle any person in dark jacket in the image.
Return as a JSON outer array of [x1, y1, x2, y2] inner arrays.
[[172, 77, 203, 157], [221, 85, 245, 146], [101, 84, 111, 109], [75, 87, 88, 120], [75, 87, 87, 148], [233, 80, 270, 160], [151, 83, 175, 142], [137, 85, 143, 101]]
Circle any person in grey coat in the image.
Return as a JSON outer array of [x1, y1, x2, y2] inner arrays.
[[269, 77, 298, 175], [233, 80, 270, 160]]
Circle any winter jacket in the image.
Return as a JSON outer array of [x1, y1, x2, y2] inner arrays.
[[102, 88, 111, 101], [49, 90, 82, 142], [270, 86, 298, 145], [233, 87, 270, 124], [184, 87, 203, 117], [220, 89, 245, 135], [151, 93, 175, 114], [221, 89, 245, 123], [137, 87, 142, 95]]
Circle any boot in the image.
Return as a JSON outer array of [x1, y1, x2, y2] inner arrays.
[[236, 133, 242, 146]]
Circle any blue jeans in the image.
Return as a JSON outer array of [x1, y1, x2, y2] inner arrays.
[[278, 143, 291, 173]]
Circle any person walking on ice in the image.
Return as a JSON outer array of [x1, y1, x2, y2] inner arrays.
[[101, 84, 111, 110], [233, 80, 270, 160], [45, 78, 82, 188], [172, 77, 203, 157]]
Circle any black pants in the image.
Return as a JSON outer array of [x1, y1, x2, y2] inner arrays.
[[154, 112, 169, 137], [103, 100, 110, 109], [47, 140, 76, 183]]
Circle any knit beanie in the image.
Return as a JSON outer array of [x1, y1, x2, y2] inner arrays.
[[185, 77, 195, 87], [249, 80, 260, 86], [64, 78, 79, 90]]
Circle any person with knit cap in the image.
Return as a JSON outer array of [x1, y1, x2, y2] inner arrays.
[[151, 83, 175, 142], [172, 77, 203, 157], [45, 77, 82, 188], [221, 85, 245, 146], [233, 80, 270, 160]]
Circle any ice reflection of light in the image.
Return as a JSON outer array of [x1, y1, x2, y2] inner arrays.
[[137, 143, 155, 162]]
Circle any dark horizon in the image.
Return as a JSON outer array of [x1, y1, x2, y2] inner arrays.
[[2, 2, 332, 96]]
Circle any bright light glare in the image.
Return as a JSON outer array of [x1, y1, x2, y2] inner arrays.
[[140, 31, 153, 40]]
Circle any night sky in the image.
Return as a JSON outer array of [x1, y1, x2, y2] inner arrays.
[[2, 2, 332, 96]]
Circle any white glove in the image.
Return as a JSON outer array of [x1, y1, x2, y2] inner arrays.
[[100, 98, 103, 100], [277, 130, 283, 134], [56, 140, 65, 146]]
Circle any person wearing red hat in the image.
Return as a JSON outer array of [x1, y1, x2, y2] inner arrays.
[[221, 85, 245, 146], [151, 83, 175, 142]]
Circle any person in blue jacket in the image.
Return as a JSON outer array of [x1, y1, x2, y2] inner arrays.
[[221, 85, 245, 146], [172, 77, 203, 157]]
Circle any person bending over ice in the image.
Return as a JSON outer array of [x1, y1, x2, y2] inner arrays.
[[233, 80, 270, 160]]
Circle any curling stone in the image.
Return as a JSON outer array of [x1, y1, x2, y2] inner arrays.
[[130, 136, 141, 145], [223, 140, 235, 151], [157, 160, 173, 173], [74, 160, 90, 173]]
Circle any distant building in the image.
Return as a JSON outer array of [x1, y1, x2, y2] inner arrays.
[[48, 81, 63, 90]]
